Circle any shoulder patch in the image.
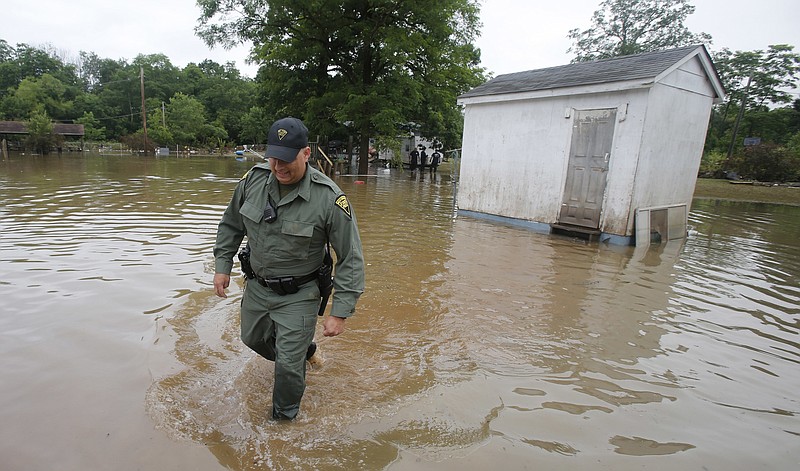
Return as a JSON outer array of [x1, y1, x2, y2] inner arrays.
[[335, 194, 352, 218]]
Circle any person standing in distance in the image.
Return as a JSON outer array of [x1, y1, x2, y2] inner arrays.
[[409, 147, 419, 170], [213, 116, 365, 420]]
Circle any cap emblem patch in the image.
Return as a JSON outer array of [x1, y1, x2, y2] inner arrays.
[[277, 128, 288, 140]]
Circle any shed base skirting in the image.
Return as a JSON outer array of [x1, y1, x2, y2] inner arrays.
[[456, 210, 634, 245], [550, 223, 601, 242]]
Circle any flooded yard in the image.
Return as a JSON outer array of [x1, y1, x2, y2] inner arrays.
[[1, 154, 798, 470]]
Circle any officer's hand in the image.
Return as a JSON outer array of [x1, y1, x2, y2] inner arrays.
[[322, 316, 346, 337], [213, 273, 230, 298]]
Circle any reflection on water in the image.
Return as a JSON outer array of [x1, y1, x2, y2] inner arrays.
[[1, 155, 798, 470]]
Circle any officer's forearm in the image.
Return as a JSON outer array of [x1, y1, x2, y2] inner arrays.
[[330, 289, 361, 317], [213, 222, 245, 275]]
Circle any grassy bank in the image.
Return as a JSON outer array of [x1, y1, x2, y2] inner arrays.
[[693, 178, 800, 206]]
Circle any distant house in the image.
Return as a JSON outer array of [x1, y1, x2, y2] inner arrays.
[[0, 121, 85, 137], [456, 45, 725, 245], [373, 135, 435, 167], [0, 121, 85, 153]]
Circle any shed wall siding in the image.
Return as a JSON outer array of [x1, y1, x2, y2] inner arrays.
[[459, 99, 566, 220], [657, 57, 717, 99], [458, 89, 649, 227], [631, 86, 713, 204], [457, 53, 718, 240], [628, 63, 716, 231]]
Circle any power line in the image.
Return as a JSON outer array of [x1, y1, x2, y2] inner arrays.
[[94, 110, 144, 121], [90, 77, 134, 88]]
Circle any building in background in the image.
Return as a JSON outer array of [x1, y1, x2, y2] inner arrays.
[[456, 45, 725, 245]]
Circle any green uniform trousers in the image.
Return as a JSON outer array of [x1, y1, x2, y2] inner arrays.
[[240, 278, 320, 420]]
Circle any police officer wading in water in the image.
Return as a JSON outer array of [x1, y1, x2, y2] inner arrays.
[[213, 117, 365, 420]]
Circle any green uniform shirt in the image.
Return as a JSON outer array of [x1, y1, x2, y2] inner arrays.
[[214, 163, 365, 317]]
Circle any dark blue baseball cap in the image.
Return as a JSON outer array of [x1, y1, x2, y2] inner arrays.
[[266, 117, 309, 162]]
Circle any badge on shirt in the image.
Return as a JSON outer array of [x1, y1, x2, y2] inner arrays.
[[335, 194, 351, 218]]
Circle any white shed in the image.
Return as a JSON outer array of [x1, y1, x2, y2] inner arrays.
[[456, 45, 725, 245]]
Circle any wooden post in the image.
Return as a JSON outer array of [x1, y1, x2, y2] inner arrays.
[[1, 138, 7, 160]]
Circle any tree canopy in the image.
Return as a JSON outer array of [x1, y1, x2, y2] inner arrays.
[[196, 0, 486, 173], [0, 38, 257, 152], [713, 45, 800, 109], [703, 45, 800, 181], [568, 0, 712, 62]]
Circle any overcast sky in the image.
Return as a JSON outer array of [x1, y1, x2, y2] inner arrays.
[[3, 0, 799, 85]]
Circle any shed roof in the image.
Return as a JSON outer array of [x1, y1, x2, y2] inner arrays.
[[460, 45, 725, 101], [0, 121, 85, 136]]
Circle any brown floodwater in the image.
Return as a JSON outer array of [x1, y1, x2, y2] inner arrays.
[[1, 154, 798, 470]]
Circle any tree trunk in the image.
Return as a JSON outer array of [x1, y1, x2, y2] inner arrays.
[[358, 130, 369, 175]]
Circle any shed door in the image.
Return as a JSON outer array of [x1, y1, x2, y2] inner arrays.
[[558, 108, 616, 229]]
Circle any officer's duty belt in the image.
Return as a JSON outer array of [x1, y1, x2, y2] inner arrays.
[[255, 270, 318, 296]]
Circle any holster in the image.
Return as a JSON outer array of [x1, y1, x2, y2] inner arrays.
[[317, 247, 334, 316], [237, 243, 256, 279]]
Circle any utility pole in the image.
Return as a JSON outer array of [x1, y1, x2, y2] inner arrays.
[[161, 101, 166, 127], [140, 67, 148, 155]]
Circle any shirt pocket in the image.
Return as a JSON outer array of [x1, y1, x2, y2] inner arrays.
[[275, 220, 314, 260], [239, 200, 264, 241], [240, 200, 263, 223]]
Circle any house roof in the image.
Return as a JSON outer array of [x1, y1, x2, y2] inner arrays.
[[459, 45, 725, 101], [53, 124, 85, 136], [0, 121, 85, 136], [0, 121, 27, 133]]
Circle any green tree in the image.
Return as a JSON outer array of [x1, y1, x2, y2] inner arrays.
[[167, 92, 205, 145], [0, 39, 15, 92], [25, 107, 56, 154], [145, 123, 174, 148], [94, 63, 141, 138], [0, 42, 81, 114], [0, 39, 11, 61], [568, 0, 712, 62], [0, 40, 259, 146], [180, 60, 255, 144], [132, 54, 180, 103], [239, 105, 271, 144], [199, 120, 229, 150], [787, 128, 800, 155], [0, 73, 73, 120], [713, 45, 800, 110], [165, 92, 221, 147], [76, 51, 126, 92], [705, 46, 800, 167], [71, 91, 110, 127], [11, 44, 65, 81], [196, 0, 485, 173], [144, 97, 174, 147], [75, 111, 106, 141]]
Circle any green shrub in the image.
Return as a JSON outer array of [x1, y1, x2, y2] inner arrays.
[[734, 143, 800, 182], [25, 108, 56, 154], [787, 131, 800, 155], [698, 150, 728, 178]]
